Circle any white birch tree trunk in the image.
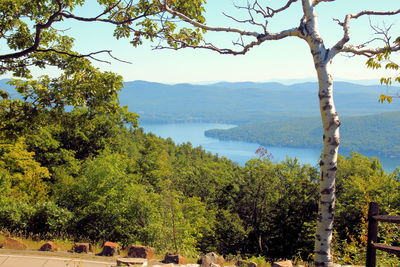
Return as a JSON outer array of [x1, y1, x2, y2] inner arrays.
[[314, 61, 340, 267], [302, 2, 340, 264]]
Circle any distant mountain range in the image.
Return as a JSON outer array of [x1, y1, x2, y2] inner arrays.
[[119, 80, 400, 124], [2, 78, 399, 124]]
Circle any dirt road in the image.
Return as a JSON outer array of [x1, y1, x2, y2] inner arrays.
[[0, 254, 114, 267]]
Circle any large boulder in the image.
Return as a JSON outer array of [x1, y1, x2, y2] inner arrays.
[[40, 241, 57, 251], [272, 260, 293, 267], [198, 252, 225, 267], [73, 242, 92, 253], [99, 241, 120, 256], [163, 252, 185, 264], [117, 258, 147, 266], [0, 238, 27, 249], [128, 245, 155, 259]]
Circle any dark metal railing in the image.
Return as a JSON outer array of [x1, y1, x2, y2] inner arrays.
[[366, 202, 400, 267]]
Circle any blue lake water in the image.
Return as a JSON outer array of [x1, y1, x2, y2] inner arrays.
[[141, 122, 399, 171]]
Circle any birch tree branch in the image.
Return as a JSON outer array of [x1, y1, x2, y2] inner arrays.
[[328, 8, 400, 59], [233, 0, 298, 19], [341, 45, 400, 57], [160, 0, 259, 37], [158, 0, 302, 55]]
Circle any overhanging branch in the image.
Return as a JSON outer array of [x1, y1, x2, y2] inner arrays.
[[158, 0, 302, 56], [36, 49, 132, 64], [0, 2, 63, 61], [160, 0, 259, 38], [0, 1, 157, 63]]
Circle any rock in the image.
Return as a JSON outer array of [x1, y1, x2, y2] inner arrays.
[[100, 241, 120, 256], [116, 257, 147, 266], [198, 252, 225, 267], [39, 241, 57, 251], [128, 245, 155, 259], [0, 238, 27, 249], [151, 264, 174, 267], [163, 252, 185, 264], [272, 260, 293, 267], [235, 260, 257, 267], [73, 242, 92, 253]]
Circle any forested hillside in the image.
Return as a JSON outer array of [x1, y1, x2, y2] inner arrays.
[[205, 111, 400, 158], [118, 80, 400, 124], [1, 76, 400, 263]]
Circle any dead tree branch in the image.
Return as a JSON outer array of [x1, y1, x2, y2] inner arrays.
[[158, 0, 302, 55], [36, 49, 132, 64], [328, 8, 400, 60], [160, 0, 258, 37]]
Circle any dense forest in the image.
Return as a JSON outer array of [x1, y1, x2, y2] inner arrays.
[[1, 77, 400, 264], [205, 111, 400, 159]]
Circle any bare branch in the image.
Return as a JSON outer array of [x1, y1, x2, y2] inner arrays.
[[368, 19, 393, 47], [350, 9, 400, 20], [329, 8, 400, 60], [257, 28, 302, 42], [154, 37, 263, 55], [161, 0, 259, 37], [265, 0, 298, 18], [156, 0, 302, 56], [36, 49, 132, 64], [222, 11, 266, 33], [233, 0, 298, 19], [341, 44, 400, 57], [154, 25, 300, 56]]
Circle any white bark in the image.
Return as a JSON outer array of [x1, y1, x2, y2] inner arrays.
[[300, 1, 339, 265], [314, 62, 339, 267]]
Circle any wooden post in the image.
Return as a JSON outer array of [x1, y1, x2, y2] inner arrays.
[[366, 202, 379, 267]]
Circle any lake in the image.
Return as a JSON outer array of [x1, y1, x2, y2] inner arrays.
[[141, 122, 400, 172]]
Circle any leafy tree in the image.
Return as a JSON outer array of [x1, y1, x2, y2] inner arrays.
[[156, 179, 215, 256], [0, 138, 50, 203], [54, 149, 160, 245], [147, 1, 400, 264], [28, 201, 74, 239], [335, 153, 400, 240], [237, 158, 318, 260]]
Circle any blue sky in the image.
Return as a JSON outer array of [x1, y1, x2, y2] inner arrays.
[[27, 0, 400, 83]]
